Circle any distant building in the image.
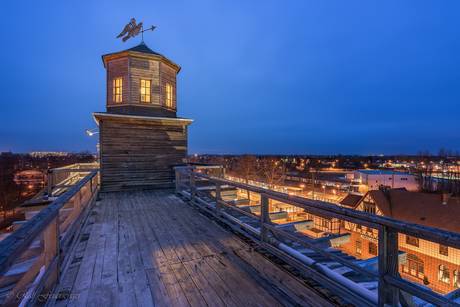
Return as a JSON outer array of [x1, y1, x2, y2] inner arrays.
[[29, 152, 69, 158], [352, 169, 419, 193], [338, 188, 460, 294], [13, 170, 45, 186]]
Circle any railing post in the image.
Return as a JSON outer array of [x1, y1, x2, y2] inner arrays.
[[75, 190, 82, 213], [43, 216, 59, 284], [260, 194, 270, 242], [219, 166, 224, 178], [175, 169, 180, 194], [215, 182, 222, 214], [378, 226, 399, 306], [47, 169, 53, 198], [190, 169, 196, 201]]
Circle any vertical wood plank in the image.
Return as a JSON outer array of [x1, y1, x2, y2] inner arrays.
[[175, 169, 180, 193], [215, 182, 221, 211], [190, 170, 196, 201], [260, 194, 270, 242], [43, 216, 59, 287], [378, 226, 399, 306], [44, 217, 58, 267]]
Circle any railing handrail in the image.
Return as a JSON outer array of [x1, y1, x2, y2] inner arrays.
[[177, 166, 460, 306], [0, 169, 99, 276], [48, 162, 98, 172], [193, 171, 460, 250]]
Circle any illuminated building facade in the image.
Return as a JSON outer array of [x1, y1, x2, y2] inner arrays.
[[338, 189, 460, 294]]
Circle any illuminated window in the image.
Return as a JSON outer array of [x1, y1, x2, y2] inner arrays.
[[320, 219, 330, 229], [402, 254, 424, 279], [368, 242, 377, 256], [439, 265, 450, 283], [406, 235, 419, 247], [454, 270, 460, 288], [113, 77, 123, 103], [439, 244, 449, 256], [356, 241, 362, 255], [165, 83, 173, 108], [363, 201, 376, 214], [140, 79, 151, 102]]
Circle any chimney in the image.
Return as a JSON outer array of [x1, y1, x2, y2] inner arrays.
[[442, 192, 451, 205]]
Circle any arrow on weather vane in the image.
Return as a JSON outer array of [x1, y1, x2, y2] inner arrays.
[[116, 18, 156, 42]]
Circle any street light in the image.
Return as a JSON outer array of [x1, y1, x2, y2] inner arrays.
[[85, 128, 99, 137]]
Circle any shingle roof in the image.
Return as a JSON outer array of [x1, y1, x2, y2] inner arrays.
[[339, 194, 363, 208], [127, 42, 163, 56], [370, 189, 460, 233], [101, 42, 180, 71]]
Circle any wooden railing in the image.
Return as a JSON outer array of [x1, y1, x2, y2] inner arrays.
[[0, 169, 99, 306], [175, 166, 460, 307], [46, 163, 99, 198]]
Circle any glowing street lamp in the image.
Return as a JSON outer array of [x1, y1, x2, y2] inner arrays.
[[85, 128, 99, 137]]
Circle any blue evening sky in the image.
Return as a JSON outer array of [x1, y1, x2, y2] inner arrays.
[[0, 0, 459, 155]]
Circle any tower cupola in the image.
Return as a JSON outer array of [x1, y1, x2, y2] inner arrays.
[[102, 42, 180, 118]]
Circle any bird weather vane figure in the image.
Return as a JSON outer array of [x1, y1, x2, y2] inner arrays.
[[116, 18, 156, 42]]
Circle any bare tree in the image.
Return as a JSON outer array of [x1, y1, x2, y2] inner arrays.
[[259, 157, 286, 190], [236, 155, 257, 200], [258, 157, 287, 210]]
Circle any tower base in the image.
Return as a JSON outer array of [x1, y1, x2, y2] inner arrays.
[[93, 113, 193, 193]]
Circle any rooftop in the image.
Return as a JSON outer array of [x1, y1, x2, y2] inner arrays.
[[369, 189, 460, 233], [47, 190, 332, 306], [101, 42, 180, 70], [356, 169, 411, 175]]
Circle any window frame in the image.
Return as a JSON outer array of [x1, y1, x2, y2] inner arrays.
[[368, 242, 378, 256], [140, 79, 152, 103], [454, 270, 460, 288], [406, 235, 419, 247], [401, 254, 424, 280], [113, 77, 123, 103], [356, 240, 362, 255], [165, 83, 174, 108], [439, 244, 449, 257], [438, 265, 450, 284]]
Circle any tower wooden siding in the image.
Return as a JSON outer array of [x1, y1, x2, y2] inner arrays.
[[95, 42, 192, 192], [159, 62, 177, 109], [129, 58, 161, 105], [97, 114, 191, 192], [107, 58, 129, 106]]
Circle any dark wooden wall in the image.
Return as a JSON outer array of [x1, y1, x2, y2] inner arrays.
[[107, 58, 129, 106], [160, 62, 177, 109], [129, 58, 160, 105], [99, 116, 188, 192]]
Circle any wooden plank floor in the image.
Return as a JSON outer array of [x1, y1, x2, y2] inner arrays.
[[48, 191, 333, 307]]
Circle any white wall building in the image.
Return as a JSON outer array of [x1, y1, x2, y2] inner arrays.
[[353, 169, 419, 192]]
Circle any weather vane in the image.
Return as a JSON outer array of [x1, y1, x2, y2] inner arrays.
[[116, 18, 156, 42]]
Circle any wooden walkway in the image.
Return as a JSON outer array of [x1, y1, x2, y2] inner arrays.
[[48, 191, 333, 307]]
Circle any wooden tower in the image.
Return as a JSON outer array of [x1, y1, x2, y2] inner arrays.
[[93, 42, 192, 192]]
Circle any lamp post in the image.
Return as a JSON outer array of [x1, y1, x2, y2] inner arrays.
[[85, 128, 100, 164], [85, 128, 99, 136]]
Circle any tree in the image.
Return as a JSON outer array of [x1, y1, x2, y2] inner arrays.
[[258, 157, 287, 211], [259, 157, 286, 190], [236, 155, 257, 200]]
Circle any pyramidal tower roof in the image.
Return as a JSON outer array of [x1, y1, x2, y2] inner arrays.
[[126, 41, 162, 55], [102, 41, 180, 71]]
